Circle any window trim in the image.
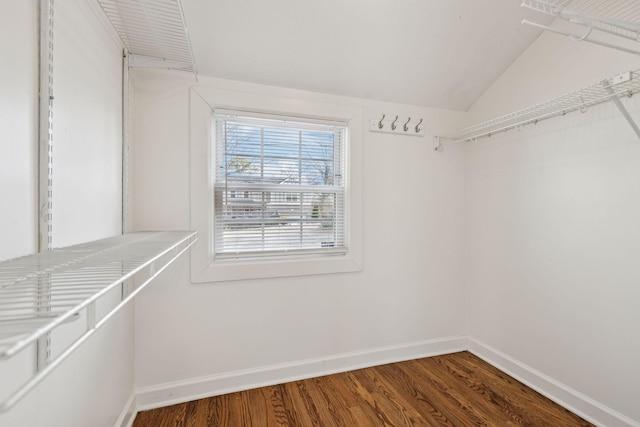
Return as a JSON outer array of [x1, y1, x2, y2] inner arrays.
[[189, 86, 363, 283]]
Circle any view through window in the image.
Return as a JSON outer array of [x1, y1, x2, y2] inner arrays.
[[213, 113, 347, 259]]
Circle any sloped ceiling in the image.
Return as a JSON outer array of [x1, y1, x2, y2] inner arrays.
[[182, 0, 549, 111]]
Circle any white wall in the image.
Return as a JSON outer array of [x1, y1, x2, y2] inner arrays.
[[0, 2, 132, 427], [465, 26, 640, 425], [0, 2, 38, 262], [52, 0, 123, 246], [131, 69, 467, 405], [0, 4, 39, 425]]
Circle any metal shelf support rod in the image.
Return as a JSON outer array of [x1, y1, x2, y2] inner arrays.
[[603, 80, 640, 138]]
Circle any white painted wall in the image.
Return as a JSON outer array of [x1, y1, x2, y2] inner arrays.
[[52, 0, 123, 247], [131, 70, 467, 403], [0, 4, 39, 425], [465, 25, 640, 425], [0, 2, 132, 427], [0, 2, 38, 262]]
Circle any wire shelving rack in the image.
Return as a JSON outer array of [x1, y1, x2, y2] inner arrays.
[[435, 69, 640, 149], [521, 0, 640, 55], [0, 231, 196, 412], [96, 0, 198, 76]]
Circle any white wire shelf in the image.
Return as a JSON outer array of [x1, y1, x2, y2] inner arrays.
[[96, 0, 197, 75], [0, 231, 196, 412], [436, 69, 640, 147], [522, 0, 640, 55]]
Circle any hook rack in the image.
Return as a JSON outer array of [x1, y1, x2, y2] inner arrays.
[[369, 114, 425, 137]]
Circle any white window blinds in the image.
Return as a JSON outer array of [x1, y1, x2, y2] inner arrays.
[[213, 112, 347, 259]]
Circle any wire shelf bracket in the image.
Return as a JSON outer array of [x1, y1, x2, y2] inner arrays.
[[96, 0, 198, 78], [436, 69, 640, 149], [0, 231, 197, 413], [521, 0, 640, 56]]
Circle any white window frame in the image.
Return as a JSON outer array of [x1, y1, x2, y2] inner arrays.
[[190, 86, 363, 283]]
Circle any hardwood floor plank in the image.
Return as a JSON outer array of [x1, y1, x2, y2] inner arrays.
[[345, 369, 404, 426], [415, 357, 526, 426], [261, 385, 291, 426], [283, 380, 324, 427], [135, 402, 186, 427], [185, 399, 209, 427], [353, 366, 430, 426], [302, 378, 345, 426], [451, 352, 592, 426], [375, 362, 458, 426], [428, 355, 537, 425], [311, 375, 364, 426], [209, 393, 241, 426], [277, 382, 314, 427], [397, 359, 495, 426], [333, 371, 387, 426], [133, 352, 595, 427]]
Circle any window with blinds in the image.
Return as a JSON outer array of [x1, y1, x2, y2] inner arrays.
[[213, 112, 347, 259]]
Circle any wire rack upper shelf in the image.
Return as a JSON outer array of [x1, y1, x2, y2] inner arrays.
[[97, 0, 197, 75], [522, 0, 640, 42], [0, 230, 196, 412], [437, 69, 640, 146], [521, 0, 640, 56]]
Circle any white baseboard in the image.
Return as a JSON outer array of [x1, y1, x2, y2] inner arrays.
[[114, 391, 137, 427], [466, 337, 640, 427], [135, 335, 467, 411]]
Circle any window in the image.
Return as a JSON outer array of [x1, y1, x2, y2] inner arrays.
[[189, 86, 362, 283], [213, 113, 346, 259]]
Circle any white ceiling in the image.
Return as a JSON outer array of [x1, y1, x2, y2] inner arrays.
[[182, 0, 549, 111]]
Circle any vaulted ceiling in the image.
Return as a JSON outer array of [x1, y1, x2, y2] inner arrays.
[[182, 0, 550, 111]]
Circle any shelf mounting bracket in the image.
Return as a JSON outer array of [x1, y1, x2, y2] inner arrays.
[[602, 80, 640, 139], [433, 136, 443, 152]]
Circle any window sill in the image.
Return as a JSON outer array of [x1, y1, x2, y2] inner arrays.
[[192, 251, 362, 283]]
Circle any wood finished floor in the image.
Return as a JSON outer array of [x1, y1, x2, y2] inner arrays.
[[133, 351, 593, 426]]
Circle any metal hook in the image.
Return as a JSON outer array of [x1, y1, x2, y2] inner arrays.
[[391, 115, 399, 130], [403, 117, 411, 132], [415, 118, 423, 133], [378, 114, 385, 129]]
